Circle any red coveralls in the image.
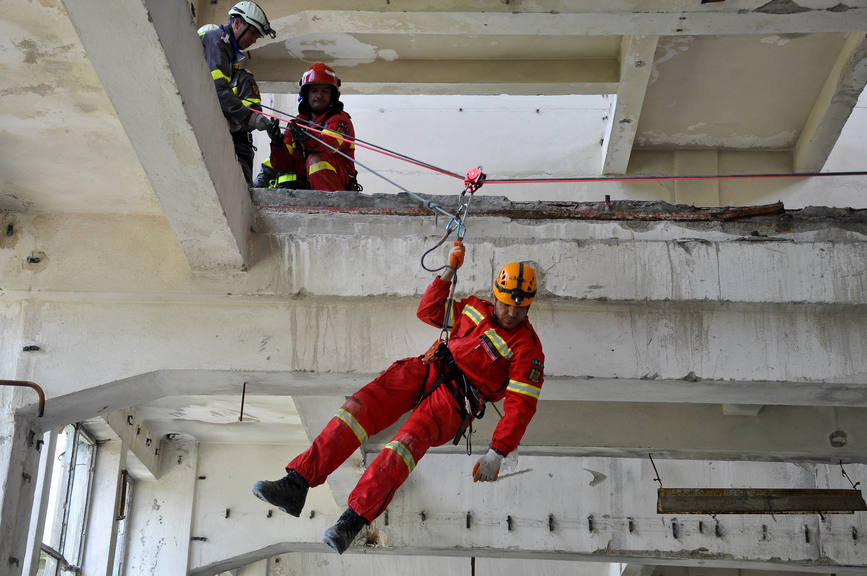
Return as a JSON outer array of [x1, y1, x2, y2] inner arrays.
[[288, 276, 545, 521], [269, 105, 356, 191]]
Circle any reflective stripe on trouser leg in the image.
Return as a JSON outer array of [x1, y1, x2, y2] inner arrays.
[[347, 384, 464, 521], [307, 153, 350, 191], [287, 414, 362, 487], [288, 357, 429, 487]]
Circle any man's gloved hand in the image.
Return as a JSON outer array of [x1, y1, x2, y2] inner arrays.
[[248, 112, 271, 132], [448, 240, 465, 270], [288, 120, 311, 142], [266, 118, 283, 144], [472, 449, 503, 482]]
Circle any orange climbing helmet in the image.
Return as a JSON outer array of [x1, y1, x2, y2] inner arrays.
[[494, 262, 537, 307]]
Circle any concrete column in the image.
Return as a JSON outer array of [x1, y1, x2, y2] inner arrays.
[[22, 431, 57, 576], [0, 414, 43, 576], [124, 435, 198, 576]]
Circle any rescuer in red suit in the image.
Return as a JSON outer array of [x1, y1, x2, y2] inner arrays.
[[253, 243, 545, 554], [268, 62, 358, 191]]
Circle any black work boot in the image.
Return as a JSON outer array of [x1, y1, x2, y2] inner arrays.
[[252, 469, 309, 517], [322, 507, 368, 554]]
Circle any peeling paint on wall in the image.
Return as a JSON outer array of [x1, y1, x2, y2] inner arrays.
[[284, 33, 397, 67], [650, 37, 693, 85], [636, 129, 798, 149], [755, 0, 812, 15]]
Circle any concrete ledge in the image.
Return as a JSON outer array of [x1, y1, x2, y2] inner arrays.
[[252, 192, 867, 304]]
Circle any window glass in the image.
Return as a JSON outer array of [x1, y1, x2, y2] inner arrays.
[[35, 552, 58, 576], [62, 429, 95, 565]]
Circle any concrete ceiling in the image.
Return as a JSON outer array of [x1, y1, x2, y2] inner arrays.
[[4, 0, 867, 460], [3, 0, 866, 217]]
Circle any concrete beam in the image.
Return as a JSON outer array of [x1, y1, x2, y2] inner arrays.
[[253, 58, 619, 96], [3, 204, 865, 305], [187, 452, 867, 575], [196, 3, 867, 38], [61, 0, 253, 269], [373, 401, 867, 464], [602, 36, 659, 175], [794, 32, 867, 173], [21, 369, 867, 464]]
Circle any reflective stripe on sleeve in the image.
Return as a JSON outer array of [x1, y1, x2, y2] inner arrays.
[[211, 69, 231, 82], [484, 329, 513, 359], [385, 440, 416, 473], [506, 379, 541, 400], [309, 161, 337, 175], [276, 174, 297, 184], [462, 305, 484, 325], [335, 408, 368, 443], [322, 129, 345, 146]]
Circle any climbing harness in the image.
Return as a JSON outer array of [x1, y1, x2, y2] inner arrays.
[[416, 342, 486, 455]]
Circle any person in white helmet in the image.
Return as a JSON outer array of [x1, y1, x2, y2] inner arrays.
[[200, 2, 276, 183]]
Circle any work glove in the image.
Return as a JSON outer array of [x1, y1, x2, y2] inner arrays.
[[448, 240, 465, 270], [288, 120, 311, 142], [248, 112, 271, 132], [472, 448, 503, 482], [266, 118, 283, 144]]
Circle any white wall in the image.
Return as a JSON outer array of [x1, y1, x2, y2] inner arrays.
[[254, 94, 867, 208]]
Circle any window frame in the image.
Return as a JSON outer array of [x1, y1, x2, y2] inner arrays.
[[39, 423, 97, 576]]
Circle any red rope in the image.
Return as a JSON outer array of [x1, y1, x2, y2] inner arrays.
[[255, 109, 462, 180], [252, 110, 867, 185], [486, 172, 867, 184]]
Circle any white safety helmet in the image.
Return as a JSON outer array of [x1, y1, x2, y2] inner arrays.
[[228, 1, 275, 39], [197, 23, 219, 37]]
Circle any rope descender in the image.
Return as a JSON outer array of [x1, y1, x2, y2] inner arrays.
[[446, 166, 486, 241], [418, 167, 487, 344]]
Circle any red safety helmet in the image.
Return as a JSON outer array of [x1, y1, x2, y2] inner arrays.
[[299, 63, 341, 90], [494, 262, 537, 307]]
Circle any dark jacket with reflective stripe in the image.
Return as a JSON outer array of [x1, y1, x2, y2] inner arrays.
[[201, 27, 251, 132]]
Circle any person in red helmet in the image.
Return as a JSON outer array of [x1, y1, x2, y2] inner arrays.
[[269, 63, 359, 191], [253, 243, 545, 554]]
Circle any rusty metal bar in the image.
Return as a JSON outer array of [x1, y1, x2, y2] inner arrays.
[[239, 381, 247, 422], [0, 379, 45, 417], [658, 488, 867, 514]]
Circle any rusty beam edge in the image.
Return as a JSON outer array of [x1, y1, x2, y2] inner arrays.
[[258, 202, 785, 221]]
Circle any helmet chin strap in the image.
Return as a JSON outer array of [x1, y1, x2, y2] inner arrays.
[[229, 17, 253, 59]]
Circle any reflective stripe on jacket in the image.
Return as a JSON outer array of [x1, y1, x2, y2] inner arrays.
[[201, 27, 251, 130]]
